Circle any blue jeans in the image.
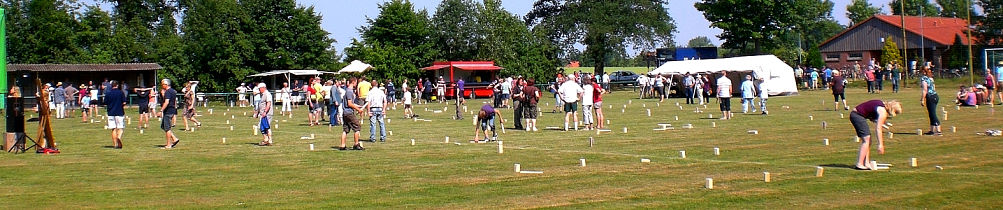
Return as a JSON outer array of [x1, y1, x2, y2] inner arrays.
[[329, 104, 339, 126], [369, 107, 386, 141], [742, 98, 756, 113]]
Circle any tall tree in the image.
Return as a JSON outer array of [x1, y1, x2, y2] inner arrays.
[[937, 0, 977, 18], [526, 0, 676, 75], [180, 0, 255, 92], [75, 6, 115, 63], [240, 0, 337, 71], [346, 0, 435, 82], [687, 36, 715, 47], [17, 0, 82, 63], [890, 0, 939, 16], [846, 0, 882, 25], [431, 0, 481, 61], [977, 0, 1003, 45], [697, 0, 836, 55]]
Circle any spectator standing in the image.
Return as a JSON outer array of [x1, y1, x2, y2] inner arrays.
[[558, 75, 584, 131], [919, 67, 942, 136], [53, 82, 66, 119], [511, 78, 523, 129], [281, 82, 292, 117], [522, 79, 541, 131], [65, 83, 78, 118], [758, 77, 769, 115], [740, 75, 756, 113], [717, 71, 733, 120], [684, 73, 694, 104], [236, 83, 248, 107], [581, 78, 595, 130], [182, 82, 202, 131], [365, 84, 387, 142], [694, 74, 706, 105], [891, 63, 902, 93]]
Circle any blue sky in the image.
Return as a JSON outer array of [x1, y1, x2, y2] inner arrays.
[[86, 0, 897, 53]]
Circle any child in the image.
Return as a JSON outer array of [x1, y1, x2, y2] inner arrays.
[[403, 90, 413, 118]]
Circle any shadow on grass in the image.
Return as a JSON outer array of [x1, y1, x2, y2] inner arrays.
[[892, 132, 921, 135], [818, 164, 855, 169]]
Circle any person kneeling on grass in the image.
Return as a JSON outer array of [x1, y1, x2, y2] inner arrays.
[[474, 104, 504, 142], [849, 100, 902, 170]]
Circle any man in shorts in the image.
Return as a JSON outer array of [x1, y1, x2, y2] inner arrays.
[[558, 75, 584, 131], [80, 85, 92, 123], [522, 79, 540, 131], [257, 83, 274, 146], [717, 71, 733, 120], [339, 77, 365, 150], [134, 86, 155, 130], [105, 81, 127, 149], [159, 79, 180, 149]]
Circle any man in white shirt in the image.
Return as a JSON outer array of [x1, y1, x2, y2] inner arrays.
[[558, 75, 584, 131], [582, 79, 595, 130], [717, 71, 734, 120], [365, 85, 388, 142], [637, 75, 648, 99], [602, 72, 611, 90], [236, 84, 248, 107]]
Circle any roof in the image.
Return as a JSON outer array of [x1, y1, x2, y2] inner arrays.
[[247, 70, 335, 77], [818, 15, 973, 48], [8, 63, 162, 72], [422, 61, 503, 71]]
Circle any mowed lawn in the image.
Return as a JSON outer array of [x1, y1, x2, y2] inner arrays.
[[2, 80, 1002, 208]]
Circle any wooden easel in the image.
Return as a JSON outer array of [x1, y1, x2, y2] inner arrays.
[[34, 79, 56, 150]]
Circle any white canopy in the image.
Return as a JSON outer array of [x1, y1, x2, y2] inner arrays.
[[247, 70, 333, 77], [338, 60, 373, 74], [649, 55, 798, 96]]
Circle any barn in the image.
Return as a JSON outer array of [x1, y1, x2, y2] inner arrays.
[[818, 15, 973, 71]]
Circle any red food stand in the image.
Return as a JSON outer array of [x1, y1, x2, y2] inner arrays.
[[421, 61, 502, 98]]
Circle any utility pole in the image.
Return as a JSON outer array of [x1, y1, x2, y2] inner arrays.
[[966, 0, 975, 85], [901, 0, 909, 86]]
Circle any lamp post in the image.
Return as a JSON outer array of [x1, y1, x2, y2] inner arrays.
[[966, 0, 975, 85]]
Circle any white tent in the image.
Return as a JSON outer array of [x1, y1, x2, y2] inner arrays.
[[338, 60, 373, 74], [649, 55, 798, 96]]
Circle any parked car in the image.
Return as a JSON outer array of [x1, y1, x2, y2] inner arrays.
[[609, 70, 640, 84]]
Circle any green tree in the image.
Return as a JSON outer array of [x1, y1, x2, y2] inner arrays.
[[75, 6, 115, 63], [880, 36, 902, 66], [347, 0, 435, 82], [938, 0, 977, 18], [978, 0, 1003, 45], [526, 0, 676, 75], [180, 0, 255, 92], [890, 0, 939, 16], [696, 0, 834, 55], [430, 0, 480, 61], [687, 36, 715, 47], [846, 0, 882, 25], [17, 0, 82, 63], [240, 0, 337, 71], [806, 46, 824, 68]]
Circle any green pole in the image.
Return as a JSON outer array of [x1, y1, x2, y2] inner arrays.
[[0, 8, 7, 109]]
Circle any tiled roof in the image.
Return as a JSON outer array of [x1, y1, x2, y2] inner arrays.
[[8, 63, 162, 72], [872, 15, 972, 45]]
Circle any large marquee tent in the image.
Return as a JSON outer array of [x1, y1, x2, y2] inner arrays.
[[648, 55, 798, 96]]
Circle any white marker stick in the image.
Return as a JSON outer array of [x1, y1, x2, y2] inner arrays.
[[411, 139, 415, 145], [705, 178, 714, 189], [309, 144, 314, 151], [680, 150, 686, 158], [514, 163, 521, 172], [910, 157, 917, 167], [497, 141, 504, 154], [713, 147, 720, 156], [824, 138, 829, 146], [816, 167, 824, 177], [579, 158, 586, 167], [763, 172, 771, 182]]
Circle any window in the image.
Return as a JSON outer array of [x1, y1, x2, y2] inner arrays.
[[847, 53, 863, 61], [825, 54, 840, 61]]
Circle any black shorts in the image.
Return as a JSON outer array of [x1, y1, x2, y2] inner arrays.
[[849, 111, 870, 138], [139, 103, 150, 114], [833, 93, 845, 102], [719, 97, 731, 111], [564, 102, 578, 112]]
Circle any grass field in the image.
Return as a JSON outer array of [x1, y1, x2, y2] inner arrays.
[[2, 80, 1002, 208]]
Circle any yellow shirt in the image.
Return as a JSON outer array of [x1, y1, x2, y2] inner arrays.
[[358, 81, 372, 98], [312, 83, 324, 101]]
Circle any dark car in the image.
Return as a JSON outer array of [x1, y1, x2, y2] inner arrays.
[[609, 71, 640, 84]]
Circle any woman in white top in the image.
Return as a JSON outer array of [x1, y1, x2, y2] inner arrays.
[[281, 82, 292, 116]]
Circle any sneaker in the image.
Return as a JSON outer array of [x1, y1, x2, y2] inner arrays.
[[923, 131, 936, 136], [171, 139, 181, 147], [380, 139, 386, 142], [352, 144, 365, 150], [369, 139, 376, 143], [532, 127, 538, 132], [337, 146, 348, 150], [935, 132, 943, 136]]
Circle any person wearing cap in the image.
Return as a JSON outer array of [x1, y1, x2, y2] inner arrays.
[[53, 82, 66, 119], [257, 83, 274, 146], [849, 100, 902, 170]]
